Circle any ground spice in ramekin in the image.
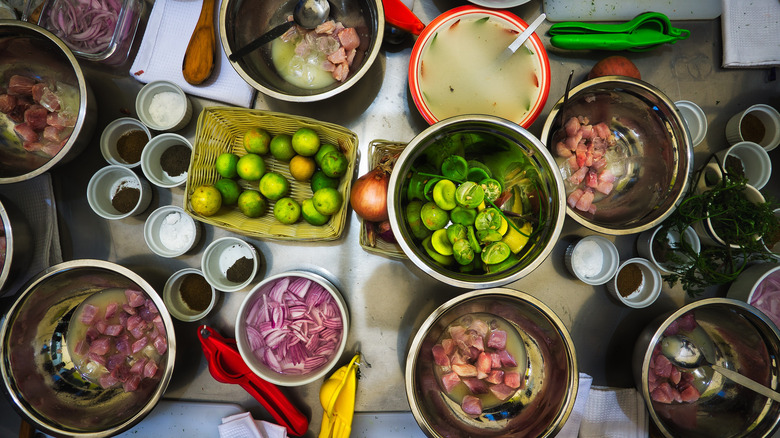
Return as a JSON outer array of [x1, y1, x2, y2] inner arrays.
[[116, 129, 148, 164], [111, 183, 140, 213], [616, 263, 643, 297], [226, 257, 253, 283], [160, 144, 191, 177], [179, 273, 212, 312]]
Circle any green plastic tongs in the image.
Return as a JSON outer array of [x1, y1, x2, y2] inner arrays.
[[549, 12, 690, 52]]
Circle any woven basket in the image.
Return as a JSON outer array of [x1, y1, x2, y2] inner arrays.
[[185, 107, 358, 241], [358, 140, 407, 259]]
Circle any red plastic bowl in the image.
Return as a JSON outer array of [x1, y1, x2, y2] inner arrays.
[[408, 6, 551, 128]]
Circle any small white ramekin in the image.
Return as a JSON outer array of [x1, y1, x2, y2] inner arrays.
[[136, 80, 192, 132]]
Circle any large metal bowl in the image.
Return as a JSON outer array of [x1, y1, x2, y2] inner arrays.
[[406, 288, 578, 437], [387, 115, 567, 289], [0, 195, 33, 296], [219, 0, 384, 102], [0, 21, 97, 184], [540, 76, 693, 235], [0, 260, 176, 437], [633, 298, 780, 437]]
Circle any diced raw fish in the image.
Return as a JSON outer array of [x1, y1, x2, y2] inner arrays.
[[106, 353, 125, 371], [105, 302, 118, 319], [575, 148, 588, 168], [462, 377, 489, 394], [321, 60, 336, 72], [74, 339, 89, 356], [504, 371, 522, 389], [468, 319, 489, 338], [670, 366, 681, 385], [95, 319, 108, 334], [337, 27, 360, 51], [131, 337, 148, 354], [585, 170, 599, 189], [80, 303, 100, 325], [680, 384, 700, 402], [442, 338, 455, 355], [486, 370, 504, 384], [499, 350, 517, 368], [432, 344, 450, 367], [46, 111, 76, 128], [591, 157, 607, 171], [594, 122, 611, 139], [43, 125, 67, 143], [568, 154, 579, 172], [152, 314, 165, 335], [574, 189, 595, 212], [346, 48, 356, 66], [14, 123, 38, 144], [115, 334, 131, 355], [595, 181, 613, 196], [555, 141, 572, 158], [489, 383, 515, 401], [441, 371, 461, 393], [143, 360, 159, 379], [8, 75, 35, 96], [450, 351, 467, 366], [130, 323, 146, 340], [476, 352, 492, 376], [88, 352, 107, 366], [452, 363, 478, 377], [126, 314, 143, 331], [567, 188, 584, 209], [490, 352, 502, 369], [145, 299, 159, 314], [89, 337, 111, 355], [569, 165, 589, 185], [125, 289, 146, 307], [565, 133, 582, 152], [85, 327, 100, 343], [461, 395, 482, 416], [651, 386, 673, 404], [564, 117, 581, 137], [315, 20, 336, 34], [664, 320, 680, 336], [153, 336, 167, 355], [327, 47, 347, 64], [678, 313, 697, 332], [124, 374, 141, 392], [99, 374, 120, 389], [653, 354, 673, 378], [130, 358, 147, 375], [24, 104, 48, 131], [138, 305, 155, 322], [578, 124, 593, 139], [111, 362, 130, 382], [449, 325, 466, 341], [468, 331, 484, 351], [104, 324, 123, 337], [487, 330, 507, 350], [0, 94, 16, 113], [332, 63, 349, 82]]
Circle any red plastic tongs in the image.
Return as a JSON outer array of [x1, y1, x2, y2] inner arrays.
[[198, 325, 309, 437], [383, 0, 425, 35]]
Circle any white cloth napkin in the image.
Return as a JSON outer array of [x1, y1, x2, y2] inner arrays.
[[558, 373, 593, 438], [130, 0, 256, 107], [721, 0, 780, 68], [218, 412, 287, 438], [578, 386, 649, 438]]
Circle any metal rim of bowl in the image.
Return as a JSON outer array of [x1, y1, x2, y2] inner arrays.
[[404, 288, 579, 437], [0, 21, 95, 184], [540, 76, 694, 236], [408, 5, 551, 128], [387, 114, 567, 289], [633, 297, 780, 438], [218, 0, 385, 102], [0, 196, 32, 293], [0, 259, 177, 437]]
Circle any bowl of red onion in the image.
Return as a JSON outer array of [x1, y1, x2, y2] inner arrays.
[[728, 262, 780, 329], [0, 259, 176, 437], [235, 270, 349, 386]]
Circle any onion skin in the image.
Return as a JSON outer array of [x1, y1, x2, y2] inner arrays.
[[350, 166, 390, 222]]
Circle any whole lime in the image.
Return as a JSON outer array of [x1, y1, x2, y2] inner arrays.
[[311, 170, 340, 192], [314, 143, 338, 167], [312, 187, 343, 215], [274, 197, 301, 224], [270, 134, 296, 161], [302, 198, 330, 226], [215, 153, 239, 179], [289, 155, 316, 181], [259, 172, 290, 201], [291, 127, 320, 156], [319, 150, 348, 178], [190, 185, 222, 216], [236, 153, 266, 181], [214, 178, 241, 205], [237, 190, 267, 218], [243, 127, 271, 154]]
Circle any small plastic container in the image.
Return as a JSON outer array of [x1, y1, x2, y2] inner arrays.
[[144, 206, 201, 257], [86, 164, 152, 220], [136, 81, 193, 132], [38, 0, 144, 65], [163, 268, 218, 322], [100, 117, 151, 168], [607, 258, 662, 308], [564, 235, 619, 286], [714, 141, 772, 190], [201, 237, 259, 292], [674, 100, 707, 148], [637, 225, 701, 274], [140, 133, 193, 188], [725, 103, 780, 151]]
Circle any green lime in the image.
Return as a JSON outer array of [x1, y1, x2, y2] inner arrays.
[[259, 172, 290, 201], [320, 150, 348, 178], [311, 170, 340, 192], [214, 178, 241, 205], [423, 177, 441, 202], [291, 127, 320, 156], [422, 235, 454, 266], [190, 185, 222, 216], [270, 134, 296, 161], [243, 127, 271, 154], [441, 155, 468, 181], [484, 253, 519, 274], [480, 178, 503, 202], [481, 241, 511, 265], [312, 187, 343, 215], [430, 229, 454, 256], [477, 229, 503, 243], [432, 179, 457, 210], [452, 239, 475, 265], [467, 160, 492, 178], [302, 198, 330, 225], [236, 153, 266, 181], [467, 226, 482, 253], [215, 153, 239, 179], [315, 143, 338, 167], [446, 224, 467, 244], [406, 200, 432, 240], [237, 189, 267, 218], [455, 181, 485, 208], [450, 206, 477, 226], [475, 207, 502, 231], [420, 201, 449, 231], [274, 197, 301, 224], [467, 166, 491, 183]]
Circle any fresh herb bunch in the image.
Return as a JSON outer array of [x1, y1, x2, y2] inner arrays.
[[658, 159, 779, 297]]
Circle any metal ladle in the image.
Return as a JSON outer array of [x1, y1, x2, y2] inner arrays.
[[661, 334, 780, 403], [228, 0, 330, 62]]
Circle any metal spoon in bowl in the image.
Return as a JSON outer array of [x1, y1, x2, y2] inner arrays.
[[228, 0, 331, 62], [661, 334, 780, 403], [496, 13, 547, 66]]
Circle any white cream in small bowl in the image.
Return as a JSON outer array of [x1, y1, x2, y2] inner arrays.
[[136, 80, 192, 132], [565, 235, 619, 286], [144, 206, 201, 258]]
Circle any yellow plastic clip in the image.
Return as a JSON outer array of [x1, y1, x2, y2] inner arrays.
[[318, 353, 361, 438]]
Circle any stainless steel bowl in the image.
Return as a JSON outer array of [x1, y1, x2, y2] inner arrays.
[[633, 298, 780, 437], [0, 194, 33, 296], [387, 115, 567, 289], [0, 21, 97, 183], [406, 288, 578, 437], [219, 0, 384, 102], [540, 76, 693, 235], [0, 260, 176, 437]]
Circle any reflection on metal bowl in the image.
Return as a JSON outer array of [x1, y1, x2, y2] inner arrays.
[[540, 76, 693, 235], [219, 0, 384, 102], [0, 194, 33, 296], [0, 260, 176, 437], [406, 289, 578, 437], [0, 21, 97, 184], [633, 298, 780, 438]]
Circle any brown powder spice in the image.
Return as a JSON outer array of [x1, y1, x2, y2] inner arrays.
[[116, 129, 148, 164], [179, 273, 212, 312], [160, 144, 191, 177], [111, 184, 140, 213], [616, 263, 643, 297], [226, 256, 254, 283]]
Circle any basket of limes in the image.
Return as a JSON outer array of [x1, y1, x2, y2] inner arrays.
[[185, 107, 358, 241]]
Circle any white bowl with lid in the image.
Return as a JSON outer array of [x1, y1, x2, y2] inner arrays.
[[135, 80, 192, 132], [564, 235, 619, 286]]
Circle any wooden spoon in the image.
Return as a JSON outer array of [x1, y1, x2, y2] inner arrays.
[[182, 0, 216, 85]]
